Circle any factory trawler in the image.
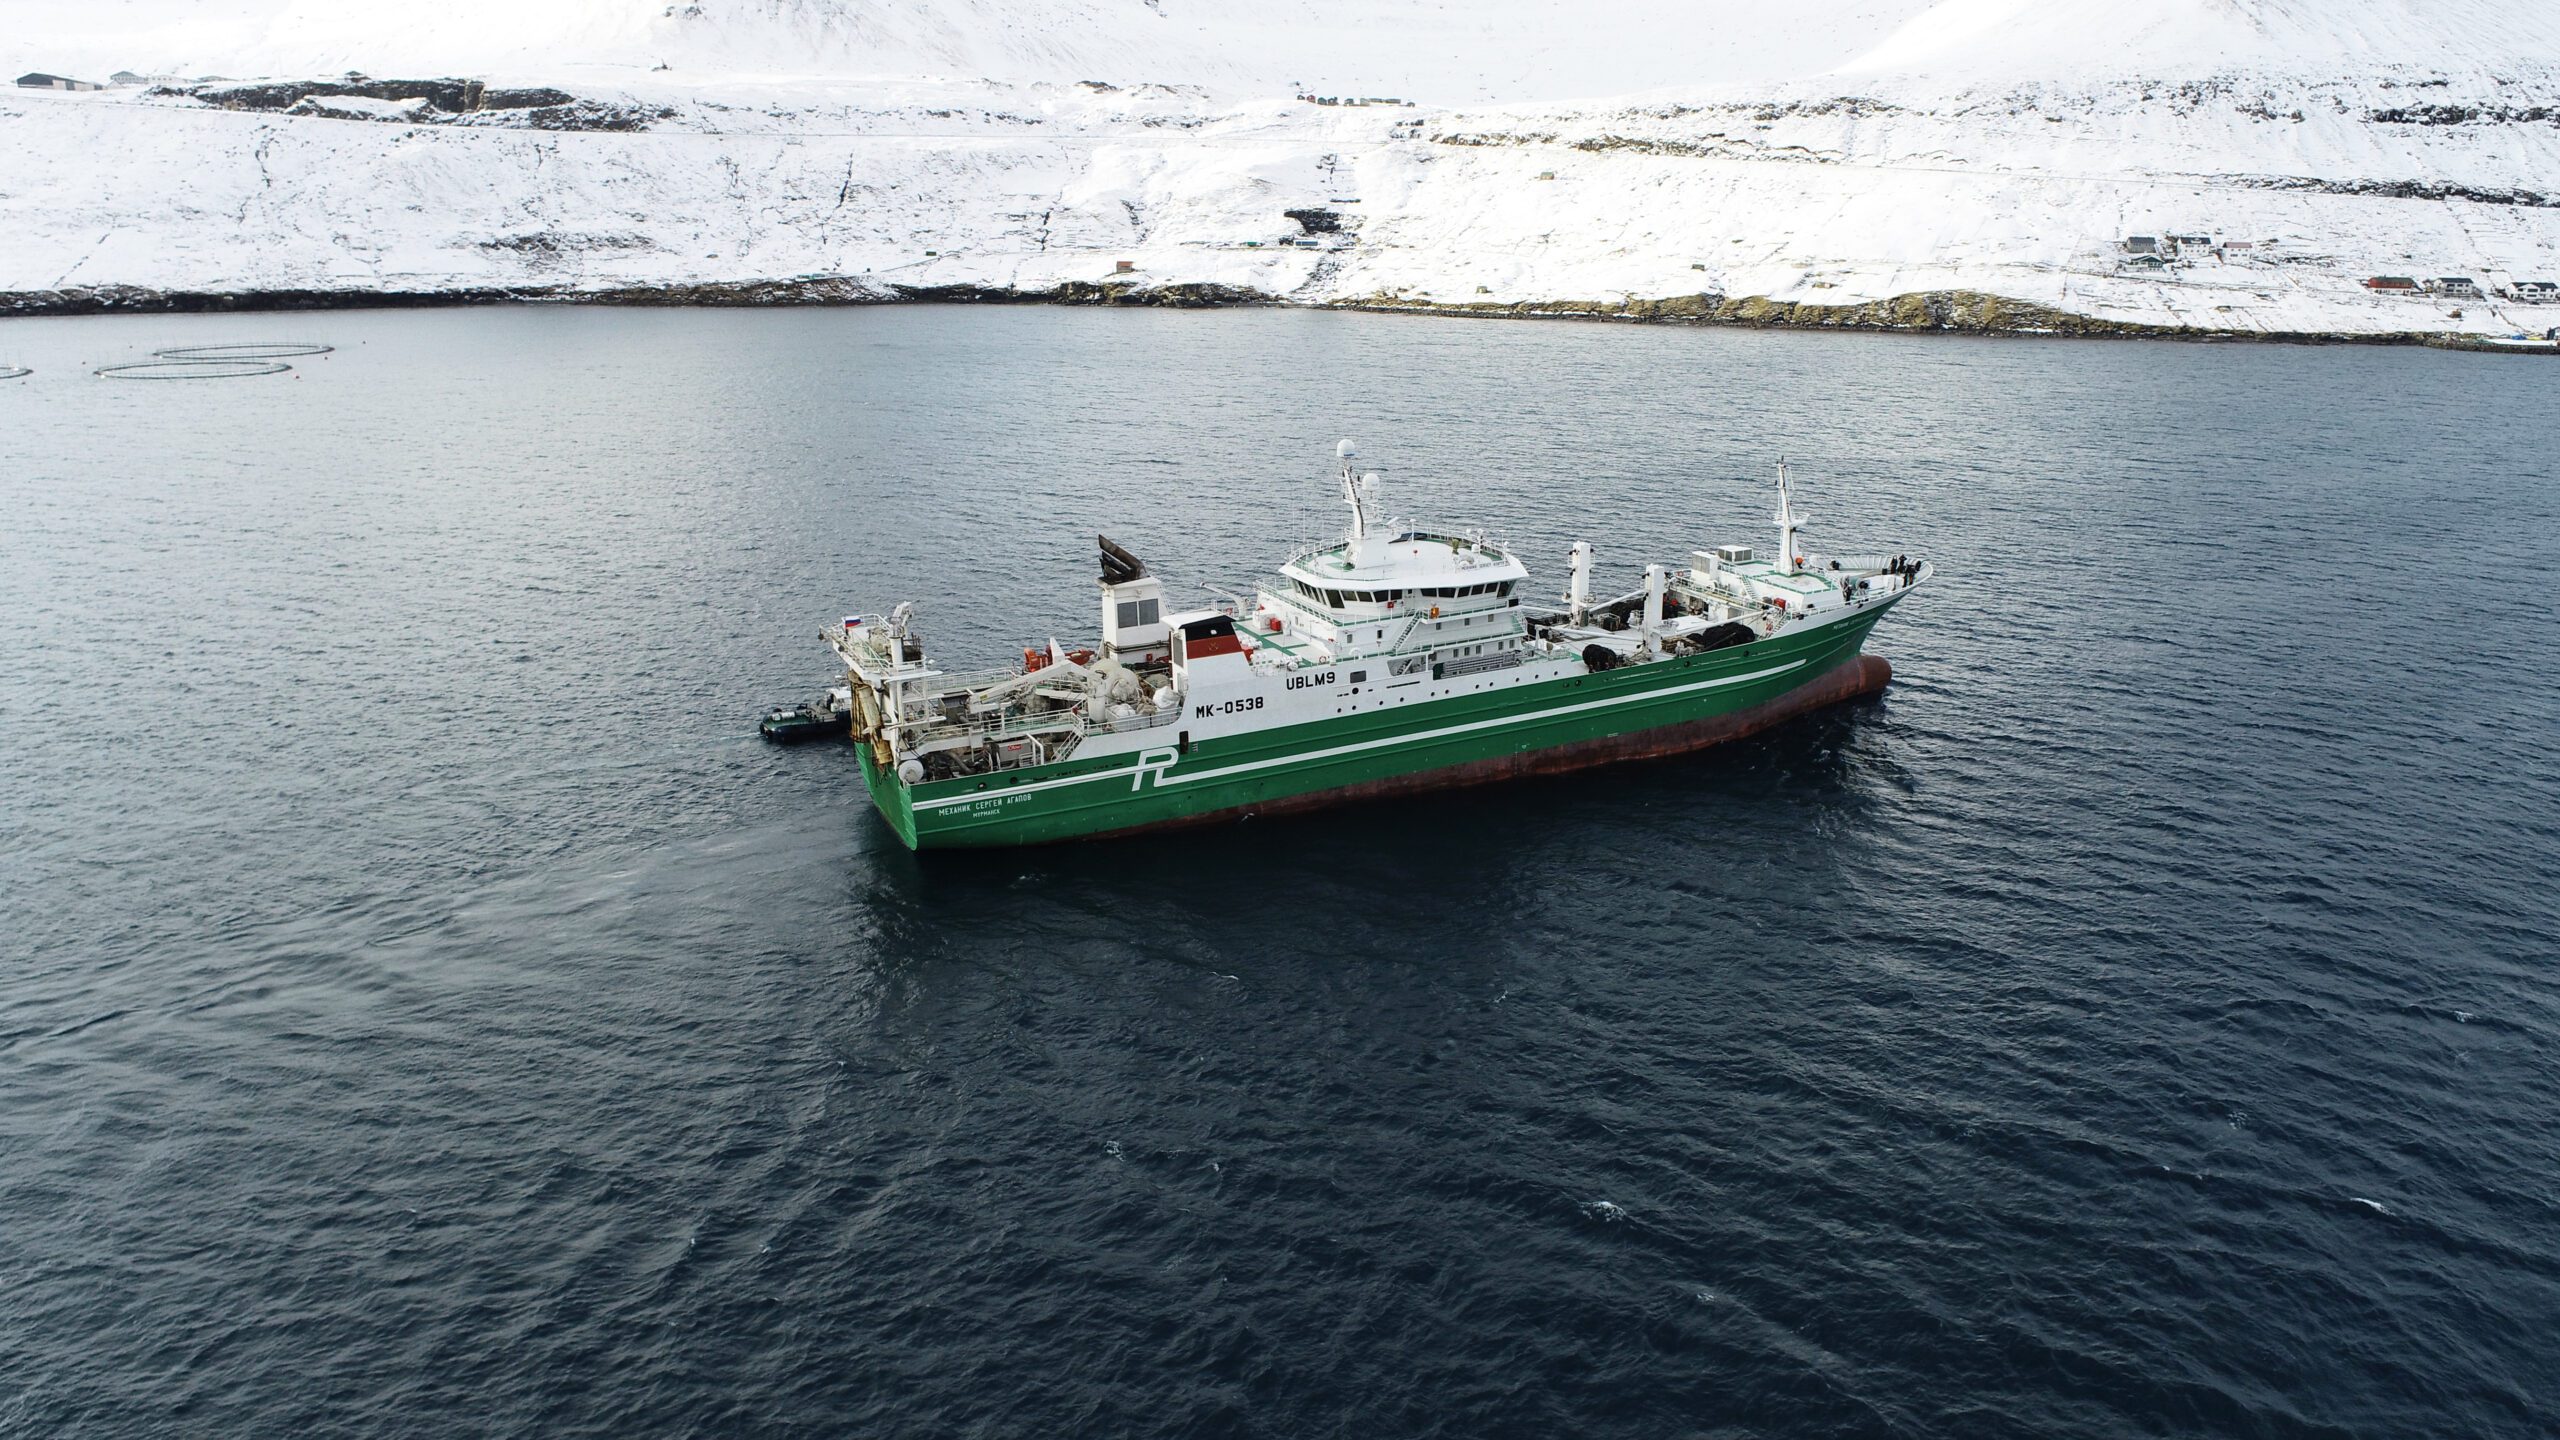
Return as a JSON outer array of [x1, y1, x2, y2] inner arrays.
[[824, 441, 1928, 849]]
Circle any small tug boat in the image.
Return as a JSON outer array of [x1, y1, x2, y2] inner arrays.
[[759, 687, 852, 744], [818, 441, 1929, 848]]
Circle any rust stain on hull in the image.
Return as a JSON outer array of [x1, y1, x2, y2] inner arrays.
[[1087, 653, 1893, 842]]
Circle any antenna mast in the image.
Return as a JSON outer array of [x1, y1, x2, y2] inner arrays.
[[1337, 438, 1387, 564], [1772, 459, 1808, 574], [1337, 438, 1371, 540]]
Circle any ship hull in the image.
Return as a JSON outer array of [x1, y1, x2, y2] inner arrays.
[[1081, 652, 1889, 841], [862, 609, 1891, 849]]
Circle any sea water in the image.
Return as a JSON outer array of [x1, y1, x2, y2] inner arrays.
[[2, 306, 2553, 1436]]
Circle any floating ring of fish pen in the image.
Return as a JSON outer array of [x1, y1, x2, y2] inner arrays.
[[96, 360, 294, 380], [0, 366, 29, 380], [153, 343, 335, 361]]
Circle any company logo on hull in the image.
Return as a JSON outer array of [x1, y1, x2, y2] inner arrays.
[[1131, 747, 1180, 790]]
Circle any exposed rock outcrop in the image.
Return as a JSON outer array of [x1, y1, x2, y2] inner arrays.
[[151, 78, 670, 131]]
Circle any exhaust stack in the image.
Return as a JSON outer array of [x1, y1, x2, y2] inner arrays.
[[1097, 534, 1168, 662]]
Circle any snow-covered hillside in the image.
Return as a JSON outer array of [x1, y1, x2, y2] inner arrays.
[[0, 0, 1981, 101], [5, 0, 2559, 341]]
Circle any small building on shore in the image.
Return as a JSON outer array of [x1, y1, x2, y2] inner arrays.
[[17, 72, 104, 91], [2363, 276, 2420, 292]]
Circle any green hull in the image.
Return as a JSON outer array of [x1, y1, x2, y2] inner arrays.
[[862, 609, 1889, 849]]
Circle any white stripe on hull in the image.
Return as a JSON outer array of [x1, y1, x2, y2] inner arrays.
[[913, 657, 1807, 812]]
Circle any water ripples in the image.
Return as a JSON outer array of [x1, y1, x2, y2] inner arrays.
[[1, 306, 2555, 1437]]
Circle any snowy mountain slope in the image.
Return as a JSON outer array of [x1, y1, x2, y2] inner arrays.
[[4, 0, 2559, 339], [14, 0, 2556, 99], [1835, 0, 2560, 81], [2, 0, 2269, 100]]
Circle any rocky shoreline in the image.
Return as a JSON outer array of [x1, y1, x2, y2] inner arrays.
[[3, 279, 2542, 352], [1323, 289, 2454, 346]]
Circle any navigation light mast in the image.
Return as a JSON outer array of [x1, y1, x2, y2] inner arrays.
[[1773, 460, 1809, 574]]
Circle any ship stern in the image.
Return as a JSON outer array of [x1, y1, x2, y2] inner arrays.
[[857, 748, 921, 850]]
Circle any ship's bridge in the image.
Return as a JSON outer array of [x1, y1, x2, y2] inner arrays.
[[1249, 530, 1531, 669], [1241, 442, 1534, 665], [1272, 531, 1527, 620]]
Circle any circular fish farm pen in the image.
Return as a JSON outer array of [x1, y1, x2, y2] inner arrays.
[[0, 366, 30, 381], [96, 359, 296, 380], [152, 343, 335, 361]]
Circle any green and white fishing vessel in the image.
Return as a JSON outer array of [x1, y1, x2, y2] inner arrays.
[[826, 441, 1928, 849]]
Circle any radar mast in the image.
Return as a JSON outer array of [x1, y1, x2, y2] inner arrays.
[[1773, 460, 1809, 574], [1338, 438, 1385, 564]]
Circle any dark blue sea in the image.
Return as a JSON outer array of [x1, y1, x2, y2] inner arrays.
[[3, 306, 2555, 1437]]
